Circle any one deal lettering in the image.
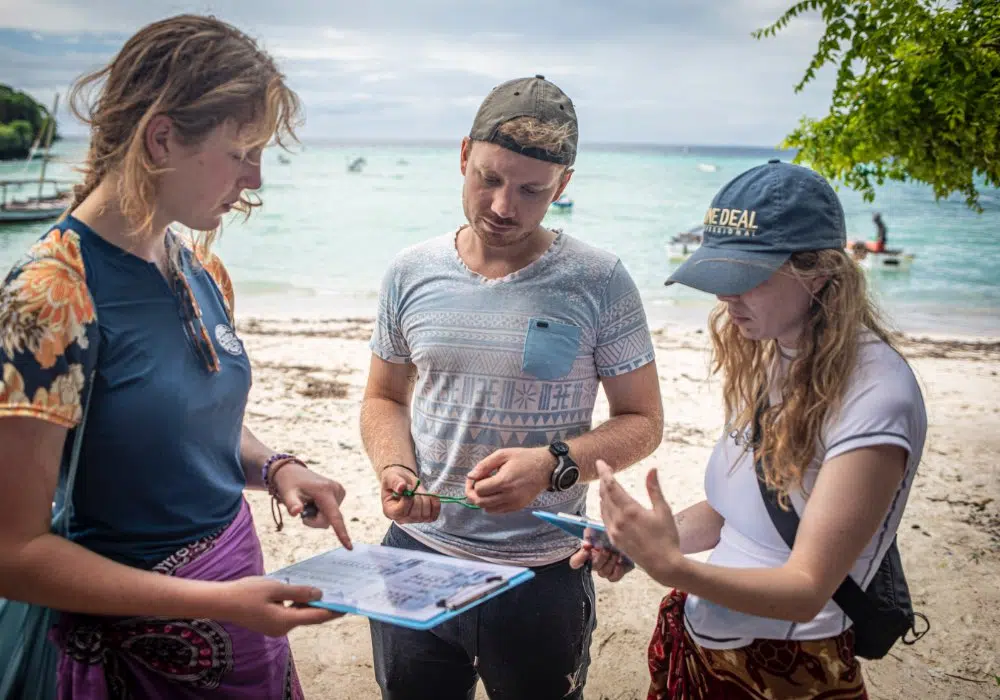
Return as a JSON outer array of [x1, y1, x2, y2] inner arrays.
[[703, 208, 759, 236]]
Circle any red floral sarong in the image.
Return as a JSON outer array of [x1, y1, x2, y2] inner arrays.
[[648, 590, 867, 700]]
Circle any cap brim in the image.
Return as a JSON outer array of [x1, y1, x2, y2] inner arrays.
[[665, 246, 790, 296]]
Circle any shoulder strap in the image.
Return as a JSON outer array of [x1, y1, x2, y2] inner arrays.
[[752, 402, 878, 625], [54, 372, 95, 536], [28, 253, 100, 537]]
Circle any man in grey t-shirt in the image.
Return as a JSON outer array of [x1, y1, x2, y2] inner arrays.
[[361, 75, 664, 699]]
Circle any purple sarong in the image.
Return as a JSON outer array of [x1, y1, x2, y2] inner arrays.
[[52, 499, 303, 699]]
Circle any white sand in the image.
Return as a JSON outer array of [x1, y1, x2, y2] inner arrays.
[[237, 317, 1000, 699]]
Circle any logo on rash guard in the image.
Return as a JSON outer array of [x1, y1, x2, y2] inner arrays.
[[214, 324, 243, 356]]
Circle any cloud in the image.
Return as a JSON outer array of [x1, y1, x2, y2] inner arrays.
[[0, 0, 835, 146]]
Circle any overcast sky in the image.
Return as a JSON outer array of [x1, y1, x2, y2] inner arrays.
[[0, 0, 836, 147]]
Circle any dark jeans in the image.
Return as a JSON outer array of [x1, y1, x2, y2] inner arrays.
[[370, 524, 597, 700]]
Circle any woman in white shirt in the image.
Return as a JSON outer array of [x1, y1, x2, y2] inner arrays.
[[572, 160, 926, 699]]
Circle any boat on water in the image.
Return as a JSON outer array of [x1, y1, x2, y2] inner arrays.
[[667, 225, 703, 262], [847, 240, 915, 272], [0, 181, 73, 223], [550, 195, 573, 212], [664, 219, 914, 272], [1, 93, 74, 225]]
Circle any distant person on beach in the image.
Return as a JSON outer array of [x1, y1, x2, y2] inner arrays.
[[0, 15, 352, 698], [573, 161, 927, 699], [872, 211, 888, 252], [360, 75, 664, 699]]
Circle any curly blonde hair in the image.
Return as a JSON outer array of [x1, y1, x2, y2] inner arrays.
[[709, 248, 900, 507], [66, 14, 301, 256]]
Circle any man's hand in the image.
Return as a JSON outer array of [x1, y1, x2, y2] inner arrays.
[[464, 447, 554, 514], [380, 465, 441, 524], [272, 463, 352, 549], [569, 540, 634, 582]]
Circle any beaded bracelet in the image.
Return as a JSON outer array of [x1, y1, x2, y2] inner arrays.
[[262, 453, 298, 491], [262, 453, 308, 531]]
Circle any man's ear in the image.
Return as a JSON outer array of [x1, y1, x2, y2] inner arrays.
[[552, 167, 574, 202], [460, 137, 472, 176]]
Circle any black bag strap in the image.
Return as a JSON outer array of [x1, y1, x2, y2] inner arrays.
[[25, 254, 100, 536], [751, 401, 881, 626]]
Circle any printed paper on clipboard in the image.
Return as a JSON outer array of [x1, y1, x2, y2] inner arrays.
[[266, 543, 534, 630], [532, 511, 635, 568]]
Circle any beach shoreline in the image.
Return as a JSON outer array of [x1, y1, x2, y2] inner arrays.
[[236, 314, 1000, 700], [235, 290, 1000, 343]]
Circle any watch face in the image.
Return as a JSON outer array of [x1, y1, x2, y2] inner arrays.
[[557, 465, 580, 490], [550, 441, 570, 457]]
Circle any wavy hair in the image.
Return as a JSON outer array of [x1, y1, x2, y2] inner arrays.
[[66, 14, 301, 256], [496, 116, 576, 164], [709, 248, 899, 507]]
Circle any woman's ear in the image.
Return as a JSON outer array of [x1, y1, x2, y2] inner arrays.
[[144, 114, 174, 167], [811, 275, 830, 295]]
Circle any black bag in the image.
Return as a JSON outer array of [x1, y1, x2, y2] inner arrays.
[[753, 406, 928, 660]]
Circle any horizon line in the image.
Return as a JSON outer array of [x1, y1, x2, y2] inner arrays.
[[54, 134, 793, 152]]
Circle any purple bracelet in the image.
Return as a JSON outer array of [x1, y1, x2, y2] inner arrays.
[[261, 452, 297, 489]]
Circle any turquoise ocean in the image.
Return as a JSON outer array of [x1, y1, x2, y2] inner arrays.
[[2, 139, 998, 335]]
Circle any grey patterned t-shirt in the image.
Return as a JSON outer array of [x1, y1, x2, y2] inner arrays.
[[370, 229, 655, 565]]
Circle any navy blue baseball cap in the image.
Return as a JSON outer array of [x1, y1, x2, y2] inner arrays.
[[665, 160, 846, 295]]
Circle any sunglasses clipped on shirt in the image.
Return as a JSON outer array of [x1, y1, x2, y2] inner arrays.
[[167, 236, 221, 374]]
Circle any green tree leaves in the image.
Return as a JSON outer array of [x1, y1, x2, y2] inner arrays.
[[755, 0, 1000, 212], [0, 85, 55, 160]]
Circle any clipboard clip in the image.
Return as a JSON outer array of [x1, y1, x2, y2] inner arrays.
[[436, 575, 507, 611]]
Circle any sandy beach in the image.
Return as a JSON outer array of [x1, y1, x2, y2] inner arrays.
[[235, 315, 1000, 700]]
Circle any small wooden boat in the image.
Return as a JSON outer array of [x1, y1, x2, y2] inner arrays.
[[846, 240, 915, 273], [1, 93, 73, 225], [549, 195, 573, 212], [667, 225, 703, 262], [0, 181, 73, 223]]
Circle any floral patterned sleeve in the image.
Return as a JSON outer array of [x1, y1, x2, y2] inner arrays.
[[0, 227, 98, 429]]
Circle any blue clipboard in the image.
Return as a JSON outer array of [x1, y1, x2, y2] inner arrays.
[[267, 543, 535, 631], [532, 511, 634, 569]]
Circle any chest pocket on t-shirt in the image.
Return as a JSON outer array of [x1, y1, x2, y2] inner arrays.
[[522, 318, 581, 380]]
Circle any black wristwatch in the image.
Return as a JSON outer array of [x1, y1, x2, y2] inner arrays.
[[548, 441, 580, 492]]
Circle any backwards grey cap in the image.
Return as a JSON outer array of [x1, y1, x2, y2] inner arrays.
[[665, 160, 847, 296], [469, 75, 578, 166]]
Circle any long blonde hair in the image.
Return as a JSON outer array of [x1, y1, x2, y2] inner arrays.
[[710, 248, 899, 506], [67, 14, 301, 255]]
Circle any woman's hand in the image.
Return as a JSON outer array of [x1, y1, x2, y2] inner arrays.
[[272, 463, 352, 548], [217, 577, 343, 637], [597, 460, 684, 585]]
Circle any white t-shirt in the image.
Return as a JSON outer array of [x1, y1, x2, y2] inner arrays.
[[684, 335, 927, 649]]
